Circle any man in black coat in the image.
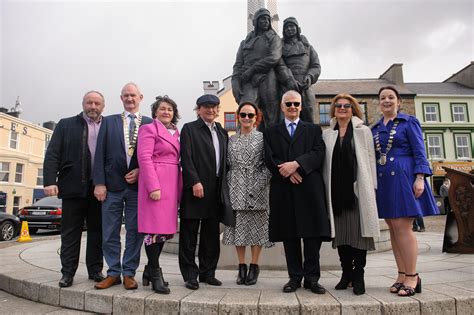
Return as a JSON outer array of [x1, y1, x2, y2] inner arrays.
[[179, 94, 232, 290], [44, 90, 106, 287], [264, 90, 330, 294]]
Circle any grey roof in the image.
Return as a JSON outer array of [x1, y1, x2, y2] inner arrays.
[[313, 79, 415, 96], [405, 82, 474, 95]]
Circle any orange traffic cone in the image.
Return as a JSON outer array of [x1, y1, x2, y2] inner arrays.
[[17, 221, 33, 242]]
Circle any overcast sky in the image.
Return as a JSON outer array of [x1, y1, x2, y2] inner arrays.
[[1, 0, 473, 126]]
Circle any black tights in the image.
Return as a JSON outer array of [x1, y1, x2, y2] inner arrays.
[[145, 242, 164, 269]]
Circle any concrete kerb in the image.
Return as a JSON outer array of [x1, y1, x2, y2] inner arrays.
[[1, 233, 474, 314]]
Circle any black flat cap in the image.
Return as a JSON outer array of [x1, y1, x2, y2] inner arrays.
[[196, 94, 220, 106]]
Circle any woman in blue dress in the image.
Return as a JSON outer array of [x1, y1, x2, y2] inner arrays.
[[372, 86, 439, 297]]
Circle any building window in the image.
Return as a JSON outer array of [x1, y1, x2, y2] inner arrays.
[[13, 196, 21, 216], [0, 162, 10, 182], [451, 103, 467, 122], [454, 134, 471, 159], [10, 130, 19, 149], [359, 102, 369, 123], [37, 168, 44, 186], [224, 112, 237, 131], [15, 163, 24, 183], [426, 134, 444, 159], [423, 103, 440, 122], [319, 102, 331, 125]]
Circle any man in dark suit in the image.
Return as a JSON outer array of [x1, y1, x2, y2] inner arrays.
[[44, 90, 105, 287], [264, 90, 330, 294], [179, 94, 233, 290], [93, 82, 152, 290]]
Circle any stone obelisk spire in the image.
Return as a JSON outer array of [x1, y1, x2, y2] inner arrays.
[[247, 0, 279, 34]]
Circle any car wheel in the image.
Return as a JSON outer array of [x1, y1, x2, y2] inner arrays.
[[0, 221, 15, 241], [29, 227, 38, 234]]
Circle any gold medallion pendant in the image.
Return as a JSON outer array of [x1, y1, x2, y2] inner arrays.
[[379, 154, 387, 165]]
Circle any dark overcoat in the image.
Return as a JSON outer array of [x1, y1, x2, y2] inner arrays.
[[44, 113, 91, 199], [263, 120, 330, 242], [179, 118, 234, 226]]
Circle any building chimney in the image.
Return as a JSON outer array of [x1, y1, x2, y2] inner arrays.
[[379, 63, 404, 86], [42, 121, 57, 131], [203, 81, 220, 95], [444, 61, 474, 88]]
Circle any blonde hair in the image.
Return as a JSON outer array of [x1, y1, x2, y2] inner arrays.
[[330, 93, 363, 119]]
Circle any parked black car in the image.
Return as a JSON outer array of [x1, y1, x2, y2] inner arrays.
[[18, 196, 62, 234], [0, 212, 21, 241]]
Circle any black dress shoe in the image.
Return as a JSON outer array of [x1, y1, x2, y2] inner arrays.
[[58, 275, 73, 288], [200, 277, 222, 286], [304, 281, 326, 294], [283, 280, 301, 293], [88, 272, 106, 282], [184, 279, 199, 290]]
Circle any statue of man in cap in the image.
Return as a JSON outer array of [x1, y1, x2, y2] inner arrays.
[[232, 8, 283, 129], [277, 17, 321, 123]]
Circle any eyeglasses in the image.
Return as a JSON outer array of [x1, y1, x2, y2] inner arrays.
[[335, 103, 352, 109], [285, 102, 301, 107], [239, 112, 256, 119]]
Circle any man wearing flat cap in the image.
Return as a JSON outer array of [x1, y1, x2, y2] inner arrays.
[[179, 94, 233, 290]]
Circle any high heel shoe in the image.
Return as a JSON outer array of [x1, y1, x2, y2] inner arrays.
[[143, 265, 150, 286], [390, 271, 405, 293], [143, 265, 168, 287], [398, 273, 421, 297], [245, 264, 260, 285], [150, 267, 170, 294], [236, 264, 247, 285]]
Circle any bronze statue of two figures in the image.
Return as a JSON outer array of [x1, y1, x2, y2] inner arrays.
[[232, 9, 321, 129]]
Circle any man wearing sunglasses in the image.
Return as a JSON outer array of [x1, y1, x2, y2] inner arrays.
[[263, 90, 331, 294]]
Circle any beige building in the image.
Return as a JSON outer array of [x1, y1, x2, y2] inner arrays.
[[0, 112, 52, 214]]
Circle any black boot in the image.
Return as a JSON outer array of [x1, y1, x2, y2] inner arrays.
[[352, 248, 367, 295], [236, 264, 247, 285], [335, 245, 353, 290], [143, 265, 150, 286], [245, 264, 260, 285], [144, 265, 169, 287], [150, 267, 170, 294]]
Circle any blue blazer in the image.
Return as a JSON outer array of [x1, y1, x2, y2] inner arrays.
[[93, 113, 152, 192]]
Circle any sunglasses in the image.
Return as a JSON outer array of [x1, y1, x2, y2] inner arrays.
[[239, 112, 256, 119], [335, 103, 352, 109], [285, 102, 301, 107]]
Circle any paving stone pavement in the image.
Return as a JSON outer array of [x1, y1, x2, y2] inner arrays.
[[1, 231, 473, 314]]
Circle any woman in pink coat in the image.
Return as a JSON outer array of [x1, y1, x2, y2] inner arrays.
[[137, 95, 181, 294]]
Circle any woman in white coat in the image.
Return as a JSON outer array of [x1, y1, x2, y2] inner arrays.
[[322, 93, 380, 295]]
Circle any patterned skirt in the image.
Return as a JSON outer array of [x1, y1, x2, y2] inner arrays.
[[223, 210, 274, 248], [332, 202, 375, 251]]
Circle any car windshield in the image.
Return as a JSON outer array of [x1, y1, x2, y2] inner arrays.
[[33, 197, 62, 207]]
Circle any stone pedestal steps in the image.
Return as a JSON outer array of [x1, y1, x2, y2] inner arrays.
[[1, 232, 473, 314]]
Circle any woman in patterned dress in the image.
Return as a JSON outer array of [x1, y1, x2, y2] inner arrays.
[[371, 86, 439, 297], [322, 93, 379, 295], [223, 102, 273, 285], [137, 96, 181, 294]]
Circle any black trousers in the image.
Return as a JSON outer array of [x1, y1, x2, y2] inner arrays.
[[178, 218, 220, 281], [60, 188, 103, 277], [283, 237, 322, 283]]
